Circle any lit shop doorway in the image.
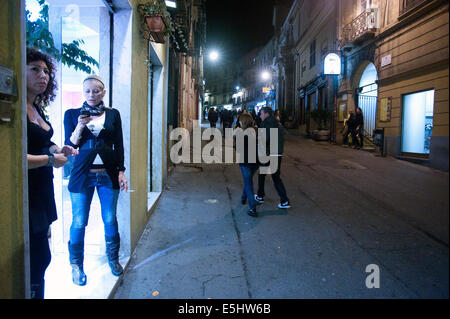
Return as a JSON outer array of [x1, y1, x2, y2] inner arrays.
[[402, 90, 435, 156], [356, 62, 378, 137], [26, 0, 129, 298], [147, 43, 164, 210]]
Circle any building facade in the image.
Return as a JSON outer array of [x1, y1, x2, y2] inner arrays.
[[337, 0, 449, 170], [171, 0, 206, 133]]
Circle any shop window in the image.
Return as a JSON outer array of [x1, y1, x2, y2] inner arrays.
[[26, 0, 130, 299], [402, 90, 434, 155]]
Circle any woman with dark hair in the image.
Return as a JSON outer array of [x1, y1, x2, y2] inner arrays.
[[26, 47, 77, 299], [64, 74, 128, 286], [237, 113, 259, 217]]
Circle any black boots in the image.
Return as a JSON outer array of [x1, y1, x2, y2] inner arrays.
[[68, 235, 123, 286], [105, 234, 123, 276], [68, 241, 87, 286]]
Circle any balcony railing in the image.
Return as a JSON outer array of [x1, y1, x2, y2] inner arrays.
[[342, 8, 379, 47]]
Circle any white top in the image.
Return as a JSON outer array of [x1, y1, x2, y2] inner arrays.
[[86, 113, 105, 165]]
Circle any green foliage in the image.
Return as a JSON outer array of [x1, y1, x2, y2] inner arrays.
[[26, 0, 99, 74], [137, 0, 167, 15], [310, 108, 331, 130]]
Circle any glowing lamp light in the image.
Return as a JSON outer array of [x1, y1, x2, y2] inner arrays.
[[165, 1, 177, 8], [209, 51, 219, 61], [261, 71, 270, 80]]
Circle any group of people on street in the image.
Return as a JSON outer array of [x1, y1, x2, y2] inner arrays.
[[205, 104, 290, 217], [342, 107, 364, 149], [26, 47, 127, 298], [207, 105, 269, 130], [236, 107, 291, 217]]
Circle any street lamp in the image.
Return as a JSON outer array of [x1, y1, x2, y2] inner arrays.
[[261, 71, 271, 81], [209, 50, 219, 62]]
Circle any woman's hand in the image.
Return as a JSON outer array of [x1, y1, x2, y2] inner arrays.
[[59, 145, 78, 157], [118, 171, 128, 192], [77, 114, 92, 127], [52, 153, 68, 168], [70, 115, 91, 145]]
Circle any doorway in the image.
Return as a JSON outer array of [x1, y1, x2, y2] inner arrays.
[[402, 90, 435, 155], [26, 0, 131, 298], [147, 43, 164, 210], [357, 62, 378, 137]]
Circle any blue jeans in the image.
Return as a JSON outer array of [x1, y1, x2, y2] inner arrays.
[[240, 165, 257, 210], [70, 171, 119, 244]]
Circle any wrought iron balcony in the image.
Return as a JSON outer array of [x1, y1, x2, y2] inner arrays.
[[342, 8, 379, 47]]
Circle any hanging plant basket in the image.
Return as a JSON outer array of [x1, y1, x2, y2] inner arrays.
[[138, 1, 174, 44], [145, 15, 166, 33]]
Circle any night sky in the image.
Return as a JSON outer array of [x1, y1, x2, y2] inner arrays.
[[205, 0, 276, 60]]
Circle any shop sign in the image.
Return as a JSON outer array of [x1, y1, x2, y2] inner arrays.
[[381, 54, 392, 67], [379, 97, 392, 122], [324, 53, 341, 75]]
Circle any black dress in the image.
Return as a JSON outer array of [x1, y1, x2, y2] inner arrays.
[[27, 107, 57, 234]]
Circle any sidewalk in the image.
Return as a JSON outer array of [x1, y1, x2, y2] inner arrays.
[[114, 132, 449, 299]]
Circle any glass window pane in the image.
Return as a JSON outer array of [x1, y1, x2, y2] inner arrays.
[[402, 90, 434, 154]]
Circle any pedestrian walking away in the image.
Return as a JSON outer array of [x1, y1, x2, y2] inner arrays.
[[208, 107, 218, 128], [64, 74, 128, 286], [256, 106, 291, 209], [236, 113, 259, 217]]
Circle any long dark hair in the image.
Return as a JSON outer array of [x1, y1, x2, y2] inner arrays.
[[26, 47, 57, 108]]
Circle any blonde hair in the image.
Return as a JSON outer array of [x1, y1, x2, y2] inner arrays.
[[239, 113, 255, 130], [83, 74, 105, 88]]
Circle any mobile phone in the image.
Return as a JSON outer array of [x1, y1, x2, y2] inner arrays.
[[80, 110, 91, 116]]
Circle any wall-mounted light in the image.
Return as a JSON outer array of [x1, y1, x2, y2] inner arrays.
[[165, 1, 177, 8]]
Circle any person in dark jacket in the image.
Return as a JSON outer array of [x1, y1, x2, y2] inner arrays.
[[208, 108, 218, 128], [64, 74, 128, 286], [342, 109, 356, 147], [26, 47, 77, 298], [255, 107, 290, 209], [255, 109, 262, 127], [354, 107, 364, 149], [236, 113, 259, 217]]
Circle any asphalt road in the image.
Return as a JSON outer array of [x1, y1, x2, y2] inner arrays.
[[114, 132, 449, 299]]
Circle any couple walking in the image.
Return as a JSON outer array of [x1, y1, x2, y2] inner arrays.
[[237, 107, 290, 217]]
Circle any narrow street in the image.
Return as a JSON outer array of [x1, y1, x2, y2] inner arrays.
[[114, 131, 449, 299]]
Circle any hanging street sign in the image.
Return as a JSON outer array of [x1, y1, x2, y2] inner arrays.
[[324, 53, 341, 75]]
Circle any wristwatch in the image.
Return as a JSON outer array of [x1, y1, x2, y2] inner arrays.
[[46, 154, 55, 167]]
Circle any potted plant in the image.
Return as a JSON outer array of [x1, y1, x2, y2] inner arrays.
[[138, 1, 174, 43], [310, 108, 331, 141]]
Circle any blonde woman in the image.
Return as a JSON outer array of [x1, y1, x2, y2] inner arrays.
[[237, 113, 259, 217], [63, 74, 128, 286]]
